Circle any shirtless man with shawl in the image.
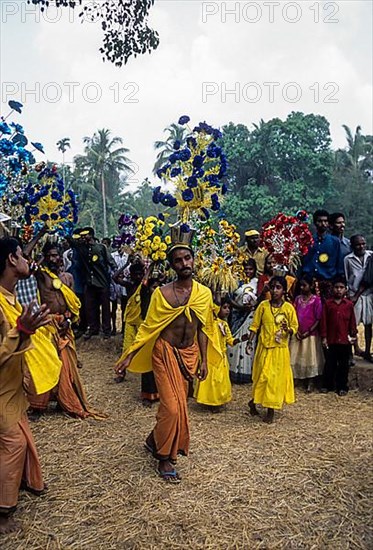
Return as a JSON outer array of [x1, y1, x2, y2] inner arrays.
[[115, 245, 221, 483], [0, 238, 50, 534], [28, 243, 105, 419]]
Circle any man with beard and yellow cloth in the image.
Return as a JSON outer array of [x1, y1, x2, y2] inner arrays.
[[0, 237, 60, 534], [115, 244, 221, 483], [27, 242, 106, 420]]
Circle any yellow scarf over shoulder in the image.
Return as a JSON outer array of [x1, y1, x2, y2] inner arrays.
[[42, 267, 81, 322], [0, 290, 62, 394], [117, 280, 222, 374]]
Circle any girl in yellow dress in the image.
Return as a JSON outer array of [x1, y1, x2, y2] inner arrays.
[[247, 276, 298, 423], [195, 298, 247, 411]]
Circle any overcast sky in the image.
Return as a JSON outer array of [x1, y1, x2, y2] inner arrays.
[[1, 0, 372, 188]]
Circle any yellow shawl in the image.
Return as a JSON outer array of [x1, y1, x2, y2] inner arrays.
[[117, 280, 222, 374], [0, 291, 62, 394], [42, 267, 81, 322]]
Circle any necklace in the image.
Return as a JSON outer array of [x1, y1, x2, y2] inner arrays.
[[173, 281, 192, 307]]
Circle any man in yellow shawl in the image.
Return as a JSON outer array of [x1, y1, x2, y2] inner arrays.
[[27, 242, 105, 420], [0, 238, 51, 534], [116, 245, 221, 483]]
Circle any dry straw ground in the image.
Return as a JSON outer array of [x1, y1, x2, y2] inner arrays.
[[3, 336, 373, 550]]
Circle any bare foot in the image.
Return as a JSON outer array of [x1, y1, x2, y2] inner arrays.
[[263, 408, 274, 424], [142, 399, 153, 408], [248, 399, 259, 416], [0, 515, 20, 535]]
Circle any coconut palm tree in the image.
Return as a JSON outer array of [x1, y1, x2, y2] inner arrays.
[[74, 129, 133, 236], [335, 125, 372, 176], [56, 137, 71, 182], [153, 123, 188, 175]]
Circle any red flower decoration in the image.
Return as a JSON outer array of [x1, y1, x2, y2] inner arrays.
[[261, 212, 313, 268]]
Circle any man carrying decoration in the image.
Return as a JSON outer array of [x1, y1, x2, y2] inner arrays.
[[116, 115, 227, 482], [115, 233, 221, 482]]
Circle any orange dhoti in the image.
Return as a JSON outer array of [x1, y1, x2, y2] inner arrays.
[[151, 338, 199, 462], [0, 415, 44, 514], [27, 330, 106, 420]]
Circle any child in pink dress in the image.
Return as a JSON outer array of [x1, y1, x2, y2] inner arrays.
[[290, 274, 324, 392]]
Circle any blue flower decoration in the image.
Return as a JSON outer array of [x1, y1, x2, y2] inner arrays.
[[178, 115, 190, 125], [221, 184, 228, 195], [170, 167, 181, 177], [0, 122, 12, 135], [187, 176, 198, 188], [200, 208, 210, 220], [180, 223, 191, 233], [10, 122, 24, 134], [8, 158, 22, 174], [31, 142, 45, 154], [173, 140, 181, 150], [182, 189, 194, 202], [169, 152, 180, 164], [179, 148, 191, 161], [12, 134, 28, 147], [0, 138, 16, 156], [193, 155, 204, 168], [8, 100, 23, 114]]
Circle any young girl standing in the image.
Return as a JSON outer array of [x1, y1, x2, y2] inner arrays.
[[290, 275, 324, 392], [195, 298, 246, 411], [247, 276, 298, 423]]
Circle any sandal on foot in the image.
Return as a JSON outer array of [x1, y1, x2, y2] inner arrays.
[[156, 468, 181, 484]]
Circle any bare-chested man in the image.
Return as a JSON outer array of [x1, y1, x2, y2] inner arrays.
[[115, 245, 221, 483]]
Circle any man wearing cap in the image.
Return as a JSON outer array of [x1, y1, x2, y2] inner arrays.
[[70, 227, 117, 340], [241, 230, 269, 276], [115, 244, 221, 483]]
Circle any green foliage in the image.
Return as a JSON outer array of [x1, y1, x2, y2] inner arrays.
[[326, 126, 373, 243], [72, 129, 133, 236], [221, 112, 335, 233]]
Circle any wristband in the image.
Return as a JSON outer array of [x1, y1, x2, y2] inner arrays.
[[16, 316, 35, 335]]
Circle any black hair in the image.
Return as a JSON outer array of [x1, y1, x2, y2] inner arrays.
[[42, 241, 62, 257], [269, 275, 288, 293], [243, 258, 257, 276], [332, 275, 347, 287], [220, 296, 231, 308], [0, 237, 21, 276], [350, 234, 365, 247], [129, 262, 145, 276], [167, 246, 194, 266], [313, 209, 329, 224], [299, 273, 314, 287], [264, 254, 274, 275], [329, 212, 345, 225]]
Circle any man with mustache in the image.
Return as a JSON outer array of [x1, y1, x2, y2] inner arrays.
[[115, 245, 221, 483]]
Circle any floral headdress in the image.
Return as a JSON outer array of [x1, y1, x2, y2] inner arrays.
[[261, 211, 313, 269], [134, 215, 170, 263], [0, 100, 44, 199], [112, 213, 138, 250], [15, 164, 79, 237], [194, 219, 242, 293], [152, 115, 228, 249]]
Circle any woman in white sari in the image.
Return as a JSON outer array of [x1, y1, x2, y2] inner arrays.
[[229, 259, 258, 384]]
